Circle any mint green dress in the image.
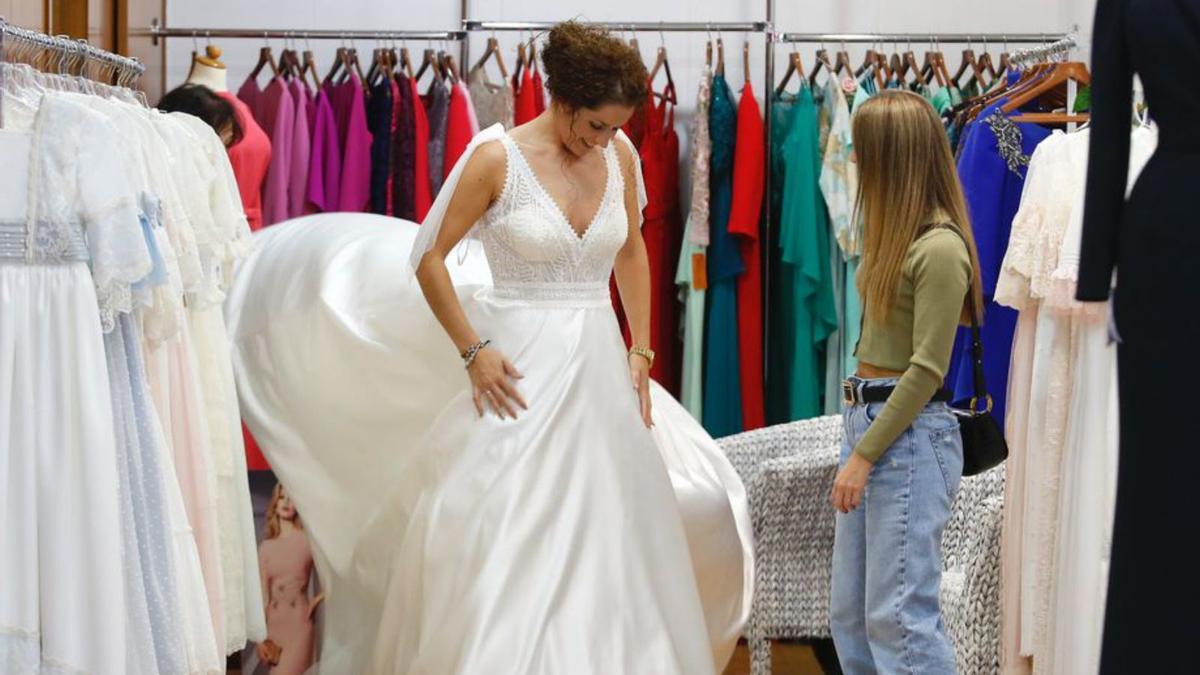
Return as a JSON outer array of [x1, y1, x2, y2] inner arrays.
[[675, 215, 705, 419]]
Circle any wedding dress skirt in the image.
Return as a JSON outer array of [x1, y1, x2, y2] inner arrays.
[[226, 214, 754, 674]]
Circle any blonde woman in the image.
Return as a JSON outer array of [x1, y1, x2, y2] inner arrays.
[[256, 484, 322, 674], [829, 90, 984, 674]]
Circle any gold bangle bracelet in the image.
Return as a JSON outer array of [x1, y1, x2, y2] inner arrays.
[[628, 345, 655, 367]]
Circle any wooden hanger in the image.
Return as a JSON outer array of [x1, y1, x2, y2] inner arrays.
[[706, 39, 713, 67], [648, 45, 675, 97], [473, 36, 509, 79], [742, 40, 751, 85], [513, 40, 528, 83], [413, 47, 441, 85], [775, 50, 804, 95], [953, 47, 985, 91], [529, 37, 540, 74], [324, 46, 351, 84], [904, 49, 927, 87], [716, 36, 726, 77], [348, 46, 366, 82], [399, 46, 415, 79], [301, 48, 321, 90], [1004, 61, 1090, 116], [441, 51, 461, 84], [856, 48, 878, 77], [630, 33, 644, 65], [834, 48, 852, 77], [808, 47, 833, 87], [249, 45, 279, 81]]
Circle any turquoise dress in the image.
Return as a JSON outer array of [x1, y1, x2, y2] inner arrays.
[[766, 91, 798, 425], [769, 87, 839, 422], [701, 75, 743, 437]]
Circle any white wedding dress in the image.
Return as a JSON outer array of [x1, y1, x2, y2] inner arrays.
[[226, 124, 754, 674]]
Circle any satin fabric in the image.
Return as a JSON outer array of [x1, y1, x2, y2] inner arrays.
[[226, 214, 753, 674]]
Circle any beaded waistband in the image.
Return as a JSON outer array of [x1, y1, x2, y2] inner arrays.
[[0, 220, 89, 264], [488, 281, 612, 308]]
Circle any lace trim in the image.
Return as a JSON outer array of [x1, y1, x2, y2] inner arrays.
[[984, 110, 1031, 177], [0, 220, 89, 263], [489, 281, 612, 307], [501, 133, 617, 246], [0, 627, 92, 675]]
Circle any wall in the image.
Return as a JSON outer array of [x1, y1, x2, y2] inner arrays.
[[2, 0, 45, 32], [159, 0, 1098, 100]]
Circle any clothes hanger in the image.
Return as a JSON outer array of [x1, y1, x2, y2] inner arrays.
[[977, 36, 998, 86], [833, 42, 852, 78], [301, 35, 321, 90], [903, 40, 927, 88], [473, 35, 509, 79], [742, 38, 751, 86], [513, 35, 527, 83], [248, 33, 279, 82], [807, 43, 833, 88], [775, 50, 803, 95], [529, 35, 540, 76], [324, 35, 352, 84], [953, 37, 985, 91], [716, 30, 725, 77], [630, 26, 644, 66], [647, 29, 676, 103], [1005, 58, 1090, 120]]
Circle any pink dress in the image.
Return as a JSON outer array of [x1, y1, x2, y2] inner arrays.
[[219, 91, 271, 231], [261, 78, 296, 226], [331, 77, 374, 212], [287, 80, 313, 220], [258, 531, 317, 675], [307, 86, 342, 213]]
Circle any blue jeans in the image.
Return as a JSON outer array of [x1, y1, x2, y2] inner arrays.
[[830, 377, 963, 674]]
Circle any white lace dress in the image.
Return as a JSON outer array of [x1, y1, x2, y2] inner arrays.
[[225, 124, 754, 674], [0, 90, 148, 675]]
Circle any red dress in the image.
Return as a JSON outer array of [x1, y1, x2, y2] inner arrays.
[[532, 68, 547, 114], [513, 68, 537, 126], [728, 81, 766, 430], [443, 82, 474, 180], [410, 78, 434, 220], [638, 84, 683, 395], [218, 91, 271, 231]]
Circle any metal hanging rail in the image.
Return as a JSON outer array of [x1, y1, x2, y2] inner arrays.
[[1, 16, 146, 79], [777, 32, 1071, 44], [133, 19, 467, 46], [464, 20, 770, 33]]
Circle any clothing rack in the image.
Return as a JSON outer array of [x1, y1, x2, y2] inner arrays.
[[776, 32, 1073, 45], [1010, 36, 1078, 67], [464, 21, 770, 33], [134, 19, 468, 47], [1, 16, 146, 80]]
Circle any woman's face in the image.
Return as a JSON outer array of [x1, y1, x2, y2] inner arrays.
[[277, 492, 297, 520], [559, 102, 636, 157]]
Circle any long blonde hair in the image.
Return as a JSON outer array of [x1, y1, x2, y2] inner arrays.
[[265, 483, 303, 540], [852, 90, 984, 325]]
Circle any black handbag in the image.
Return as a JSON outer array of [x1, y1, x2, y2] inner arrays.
[[951, 252, 1009, 476]]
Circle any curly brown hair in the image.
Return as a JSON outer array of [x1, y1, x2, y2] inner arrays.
[[540, 21, 649, 111]]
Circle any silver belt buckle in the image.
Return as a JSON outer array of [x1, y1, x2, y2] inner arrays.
[[842, 380, 857, 407]]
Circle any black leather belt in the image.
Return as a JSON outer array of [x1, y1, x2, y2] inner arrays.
[[841, 379, 954, 406]]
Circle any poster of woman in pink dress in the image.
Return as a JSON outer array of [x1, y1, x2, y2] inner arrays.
[[252, 484, 324, 674]]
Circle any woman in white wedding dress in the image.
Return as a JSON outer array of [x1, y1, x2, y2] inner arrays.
[[226, 21, 753, 674]]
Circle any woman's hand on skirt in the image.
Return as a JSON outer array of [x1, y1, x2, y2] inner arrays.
[[468, 347, 527, 419]]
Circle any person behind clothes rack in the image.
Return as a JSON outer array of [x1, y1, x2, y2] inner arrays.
[[158, 83, 245, 148], [829, 89, 984, 675]]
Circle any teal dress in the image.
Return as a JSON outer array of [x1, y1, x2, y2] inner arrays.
[[768, 87, 839, 422], [701, 75, 743, 437], [766, 92, 798, 424]]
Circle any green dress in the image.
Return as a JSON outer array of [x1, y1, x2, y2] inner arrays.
[[769, 87, 839, 422], [675, 215, 705, 419]]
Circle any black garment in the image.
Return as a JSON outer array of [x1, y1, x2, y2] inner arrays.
[[1079, 2, 1200, 673], [366, 82, 394, 216], [393, 74, 416, 221]]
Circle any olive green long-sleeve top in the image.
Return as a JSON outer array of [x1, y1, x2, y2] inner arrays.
[[853, 226, 971, 462]]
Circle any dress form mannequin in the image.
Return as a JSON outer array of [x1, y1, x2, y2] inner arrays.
[[187, 45, 228, 92]]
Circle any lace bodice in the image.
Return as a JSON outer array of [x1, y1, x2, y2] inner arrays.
[[475, 132, 630, 304]]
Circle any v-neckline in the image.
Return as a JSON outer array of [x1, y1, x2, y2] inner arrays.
[[504, 133, 613, 243]]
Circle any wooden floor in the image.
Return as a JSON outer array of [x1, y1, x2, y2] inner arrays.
[[722, 640, 827, 675], [230, 640, 829, 674]]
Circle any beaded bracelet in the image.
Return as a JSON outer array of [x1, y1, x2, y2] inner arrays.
[[461, 339, 492, 369]]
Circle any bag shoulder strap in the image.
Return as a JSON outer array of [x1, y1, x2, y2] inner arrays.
[[925, 222, 990, 409]]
